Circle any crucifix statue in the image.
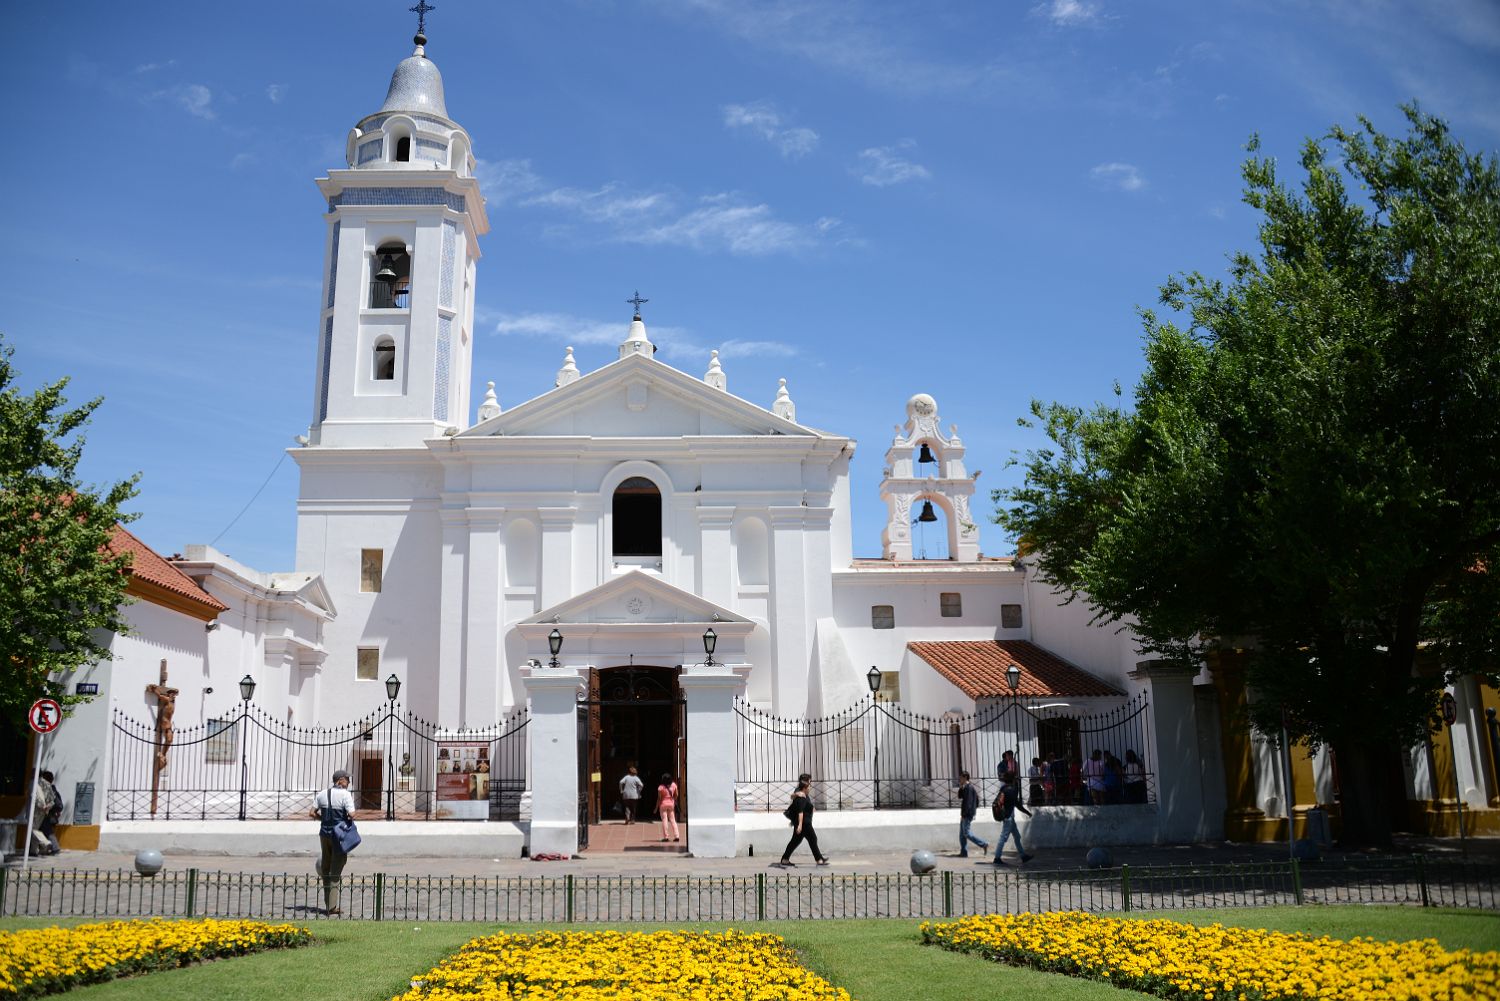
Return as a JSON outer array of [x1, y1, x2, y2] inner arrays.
[[145, 659, 179, 816]]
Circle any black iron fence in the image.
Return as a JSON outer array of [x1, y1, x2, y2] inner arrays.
[[1, 857, 1494, 922], [734, 695, 1154, 813], [107, 704, 528, 822]]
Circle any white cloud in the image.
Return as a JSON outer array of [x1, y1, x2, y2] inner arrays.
[[1035, 0, 1105, 27], [474, 158, 544, 204], [266, 83, 288, 103], [133, 59, 178, 75], [855, 142, 932, 187], [1090, 161, 1147, 192], [230, 152, 256, 170], [722, 101, 821, 159], [636, 195, 817, 255], [525, 184, 670, 225], [491, 311, 798, 361], [163, 83, 215, 120]]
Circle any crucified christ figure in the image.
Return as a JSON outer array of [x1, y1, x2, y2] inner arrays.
[[145, 659, 179, 816]]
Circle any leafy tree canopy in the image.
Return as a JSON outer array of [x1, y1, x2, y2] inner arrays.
[[0, 338, 138, 728], [996, 106, 1500, 844]]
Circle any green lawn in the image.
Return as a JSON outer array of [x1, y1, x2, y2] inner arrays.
[[2, 906, 1495, 1001]]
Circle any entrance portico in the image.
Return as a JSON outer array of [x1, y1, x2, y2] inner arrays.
[[517, 572, 750, 856]]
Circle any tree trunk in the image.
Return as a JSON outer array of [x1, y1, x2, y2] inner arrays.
[[1332, 741, 1395, 849]]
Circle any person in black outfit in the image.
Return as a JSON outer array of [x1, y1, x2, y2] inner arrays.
[[956, 770, 989, 858], [775, 773, 829, 867]]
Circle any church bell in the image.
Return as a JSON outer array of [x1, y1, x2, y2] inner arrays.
[[375, 254, 397, 282], [917, 443, 936, 465], [917, 500, 938, 523]]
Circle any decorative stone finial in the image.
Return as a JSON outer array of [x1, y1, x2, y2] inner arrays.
[[556, 346, 581, 387], [619, 314, 654, 360], [704, 350, 727, 391], [476, 380, 501, 422], [772, 378, 796, 422]]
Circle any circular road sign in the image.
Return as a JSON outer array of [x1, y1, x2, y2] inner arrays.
[[28, 698, 62, 734], [1440, 692, 1458, 727]]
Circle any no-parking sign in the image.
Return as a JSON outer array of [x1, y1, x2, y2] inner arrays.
[[28, 698, 62, 734]]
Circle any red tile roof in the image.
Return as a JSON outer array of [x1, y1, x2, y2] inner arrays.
[[107, 525, 227, 619], [908, 640, 1123, 699]]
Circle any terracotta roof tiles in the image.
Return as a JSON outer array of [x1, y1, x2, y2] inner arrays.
[[107, 525, 227, 619], [908, 640, 1123, 699]]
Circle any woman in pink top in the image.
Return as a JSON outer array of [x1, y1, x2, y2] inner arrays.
[[656, 772, 680, 842]]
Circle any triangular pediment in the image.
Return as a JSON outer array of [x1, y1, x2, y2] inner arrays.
[[520, 571, 750, 626], [461, 354, 823, 440]]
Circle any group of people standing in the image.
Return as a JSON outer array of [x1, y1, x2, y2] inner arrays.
[[617, 765, 681, 842], [1017, 748, 1148, 807]]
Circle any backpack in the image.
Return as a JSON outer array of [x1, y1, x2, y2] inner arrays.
[[783, 798, 800, 823], [991, 788, 1007, 822]]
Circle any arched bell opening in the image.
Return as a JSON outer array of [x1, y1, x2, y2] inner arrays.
[[369, 243, 412, 309], [911, 493, 954, 560]]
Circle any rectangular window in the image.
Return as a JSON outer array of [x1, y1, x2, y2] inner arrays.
[[940, 592, 962, 617], [876, 671, 901, 703], [204, 718, 237, 764], [360, 549, 383, 593], [1001, 603, 1023, 629], [357, 647, 380, 680], [871, 604, 895, 629]]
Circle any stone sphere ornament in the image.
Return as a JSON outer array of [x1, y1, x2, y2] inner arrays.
[[1085, 846, 1114, 869], [909, 849, 937, 874], [134, 849, 165, 877]]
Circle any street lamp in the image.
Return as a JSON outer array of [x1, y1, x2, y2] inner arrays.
[[237, 674, 256, 821], [703, 628, 718, 668], [548, 628, 564, 669], [867, 666, 883, 809], [1004, 664, 1021, 786], [385, 674, 401, 821]]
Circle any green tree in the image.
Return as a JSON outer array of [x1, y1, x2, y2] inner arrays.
[[0, 338, 138, 730], [997, 106, 1500, 847]]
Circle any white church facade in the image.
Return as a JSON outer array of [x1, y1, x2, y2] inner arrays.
[[19, 24, 1500, 859]]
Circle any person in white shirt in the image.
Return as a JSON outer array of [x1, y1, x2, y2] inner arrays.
[[311, 770, 356, 914], [619, 765, 644, 825]]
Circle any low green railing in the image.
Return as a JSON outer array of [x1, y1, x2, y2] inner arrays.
[[0, 857, 1494, 922]]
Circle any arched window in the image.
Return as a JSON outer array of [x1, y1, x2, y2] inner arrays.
[[395, 136, 411, 162], [612, 477, 662, 560], [372, 336, 396, 381], [369, 242, 411, 309]]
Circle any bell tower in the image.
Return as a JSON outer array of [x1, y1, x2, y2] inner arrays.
[[308, 19, 489, 448], [879, 393, 982, 561]]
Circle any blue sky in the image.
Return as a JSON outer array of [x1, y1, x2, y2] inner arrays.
[[4, 1, 1498, 571]]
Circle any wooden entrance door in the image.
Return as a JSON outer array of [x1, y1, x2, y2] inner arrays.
[[358, 755, 383, 811]]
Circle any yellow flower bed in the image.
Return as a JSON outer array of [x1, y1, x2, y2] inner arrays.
[[921, 911, 1500, 1001], [394, 929, 852, 1001], [0, 918, 312, 999]]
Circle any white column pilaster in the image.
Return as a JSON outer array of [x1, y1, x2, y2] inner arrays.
[[464, 507, 504, 724], [522, 667, 584, 856], [679, 666, 746, 858], [1129, 660, 1207, 842], [436, 504, 468, 725], [538, 507, 576, 610], [697, 507, 735, 609], [769, 507, 810, 714]]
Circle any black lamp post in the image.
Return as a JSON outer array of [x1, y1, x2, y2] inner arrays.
[[1005, 664, 1021, 785], [703, 628, 718, 668], [548, 628, 563, 669], [867, 666, 883, 809], [237, 674, 256, 821], [385, 674, 401, 820]]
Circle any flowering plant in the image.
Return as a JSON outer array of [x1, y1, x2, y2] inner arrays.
[[921, 911, 1500, 1001], [0, 918, 311, 999], [396, 929, 852, 1001]]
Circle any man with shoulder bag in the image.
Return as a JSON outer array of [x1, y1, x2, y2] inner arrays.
[[311, 769, 358, 914], [990, 778, 1033, 866]]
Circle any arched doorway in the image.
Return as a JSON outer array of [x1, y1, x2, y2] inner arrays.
[[577, 665, 685, 845]]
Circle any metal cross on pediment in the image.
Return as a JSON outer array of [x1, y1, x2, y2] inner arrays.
[[410, 0, 436, 36], [626, 291, 649, 317]]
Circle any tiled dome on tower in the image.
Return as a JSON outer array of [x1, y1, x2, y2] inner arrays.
[[343, 23, 474, 176]]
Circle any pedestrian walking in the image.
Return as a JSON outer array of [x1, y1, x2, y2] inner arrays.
[[956, 770, 989, 857], [28, 771, 59, 856], [656, 772, 680, 842], [991, 779, 1033, 865], [619, 765, 644, 824], [776, 773, 829, 867], [311, 769, 356, 914]]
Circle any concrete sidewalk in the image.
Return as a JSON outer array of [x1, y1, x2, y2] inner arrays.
[[11, 834, 1494, 879]]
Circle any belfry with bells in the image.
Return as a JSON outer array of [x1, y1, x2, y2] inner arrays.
[[879, 393, 983, 561]]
